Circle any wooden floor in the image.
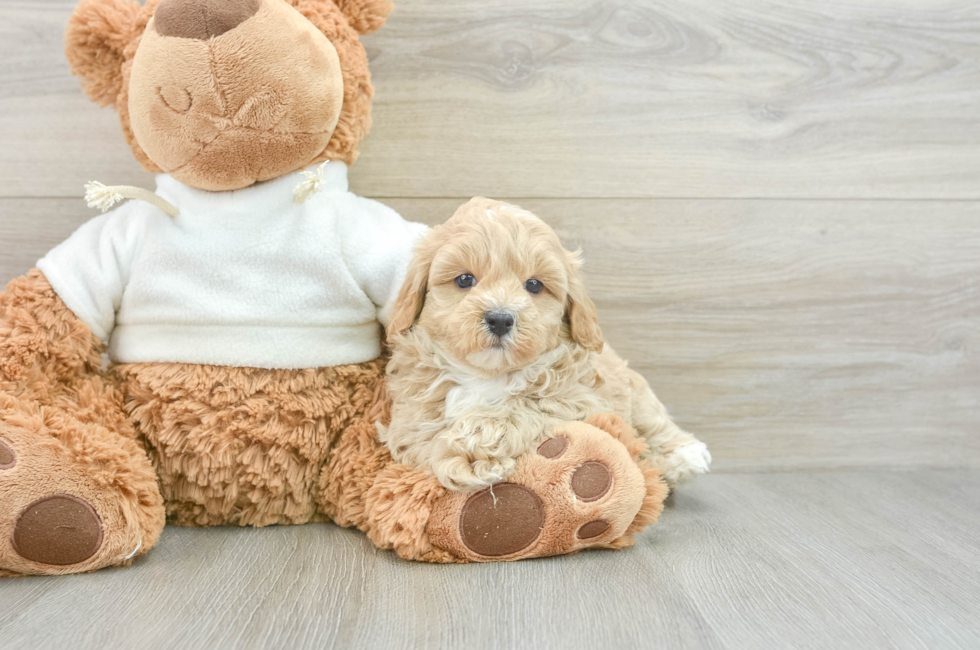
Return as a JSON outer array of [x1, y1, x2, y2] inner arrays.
[[1, 0, 979, 648], [0, 471, 977, 650]]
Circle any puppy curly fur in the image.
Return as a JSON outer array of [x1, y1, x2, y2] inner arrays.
[[383, 197, 711, 490]]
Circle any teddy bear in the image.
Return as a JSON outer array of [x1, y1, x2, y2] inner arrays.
[[0, 0, 668, 575]]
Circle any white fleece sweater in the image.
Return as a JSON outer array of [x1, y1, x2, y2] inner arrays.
[[37, 162, 427, 369]]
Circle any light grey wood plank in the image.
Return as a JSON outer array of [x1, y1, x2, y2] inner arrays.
[[0, 199, 91, 279], [3, 1, 980, 198], [2, 197, 978, 471], [0, 471, 977, 649]]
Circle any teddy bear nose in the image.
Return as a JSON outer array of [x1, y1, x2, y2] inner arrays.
[[154, 0, 262, 40]]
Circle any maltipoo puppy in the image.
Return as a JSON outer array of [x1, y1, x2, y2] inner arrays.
[[382, 197, 711, 490]]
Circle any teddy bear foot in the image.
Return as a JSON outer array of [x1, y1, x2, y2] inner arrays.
[[0, 401, 165, 577], [10, 493, 105, 569], [425, 416, 668, 562]]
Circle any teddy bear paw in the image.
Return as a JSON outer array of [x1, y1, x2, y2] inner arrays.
[[0, 434, 102, 574], [0, 415, 160, 576], [425, 419, 665, 561]]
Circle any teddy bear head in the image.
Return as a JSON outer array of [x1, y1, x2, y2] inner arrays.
[[65, 0, 392, 191]]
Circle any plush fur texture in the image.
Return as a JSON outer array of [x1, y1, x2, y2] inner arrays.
[[424, 417, 667, 562], [118, 358, 386, 527], [0, 271, 668, 573], [384, 198, 712, 489], [332, 0, 393, 35], [65, 0, 380, 189], [65, 0, 142, 107], [127, 0, 345, 190], [0, 272, 164, 576], [326, 397, 668, 563]]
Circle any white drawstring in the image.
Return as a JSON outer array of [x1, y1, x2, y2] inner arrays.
[[292, 161, 330, 203], [85, 181, 179, 218]]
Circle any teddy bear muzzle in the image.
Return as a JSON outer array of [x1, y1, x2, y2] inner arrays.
[[127, 0, 345, 191]]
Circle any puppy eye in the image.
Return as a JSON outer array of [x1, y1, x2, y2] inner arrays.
[[455, 274, 477, 289], [524, 279, 544, 294]]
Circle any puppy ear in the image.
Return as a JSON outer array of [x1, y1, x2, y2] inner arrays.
[[65, 0, 142, 107], [331, 0, 394, 35], [565, 251, 604, 353], [386, 237, 434, 338]]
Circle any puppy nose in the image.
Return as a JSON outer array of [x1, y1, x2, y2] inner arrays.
[[484, 311, 515, 338]]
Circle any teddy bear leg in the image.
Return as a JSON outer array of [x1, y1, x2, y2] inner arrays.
[[421, 415, 667, 562], [323, 409, 668, 563], [0, 271, 164, 576], [317, 404, 460, 562], [0, 394, 165, 576]]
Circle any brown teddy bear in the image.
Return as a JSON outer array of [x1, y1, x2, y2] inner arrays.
[[0, 0, 667, 575]]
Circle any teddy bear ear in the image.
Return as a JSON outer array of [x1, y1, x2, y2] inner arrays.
[[65, 0, 142, 107], [330, 0, 394, 35]]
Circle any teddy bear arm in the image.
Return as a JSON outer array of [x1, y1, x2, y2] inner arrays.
[[0, 270, 105, 394], [336, 196, 429, 328]]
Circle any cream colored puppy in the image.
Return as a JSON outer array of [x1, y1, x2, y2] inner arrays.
[[382, 197, 711, 490]]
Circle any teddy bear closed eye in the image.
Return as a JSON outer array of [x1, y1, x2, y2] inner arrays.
[[0, 0, 670, 574]]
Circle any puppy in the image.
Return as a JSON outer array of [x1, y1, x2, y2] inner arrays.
[[382, 197, 711, 490]]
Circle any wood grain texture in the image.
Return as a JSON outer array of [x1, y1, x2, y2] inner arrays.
[[3, 1, 980, 198], [0, 471, 977, 650], [2, 197, 978, 471]]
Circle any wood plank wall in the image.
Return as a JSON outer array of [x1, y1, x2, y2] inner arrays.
[[1, 0, 977, 470]]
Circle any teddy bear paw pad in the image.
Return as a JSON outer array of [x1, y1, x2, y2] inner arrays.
[[426, 420, 650, 562], [0, 440, 15, 469], [570, 461, 612, 501], [536, 435, 568, 459], [459, 483, 545, 556], [12, 494, 104, 566], [577, 519, 611, 539]]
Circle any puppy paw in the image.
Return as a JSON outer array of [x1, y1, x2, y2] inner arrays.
[[659, 441, 711, 487], [432, 455, 517, 490], [424, 419, 667, 561]]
